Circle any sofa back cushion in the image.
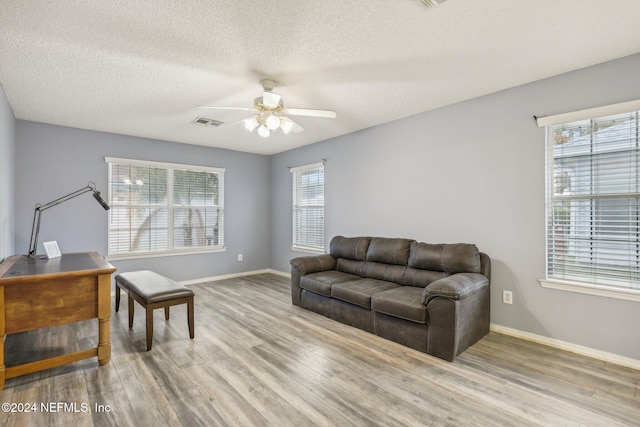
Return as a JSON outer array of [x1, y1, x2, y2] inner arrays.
[[365, 238, 414, 265], [404, 268, 449, 287], [330, 236, 371, 261], [329, 236, 483, 287], [336, 258, 366, 276], [408, 242, 481, 274], [362, 262, 407, 285]]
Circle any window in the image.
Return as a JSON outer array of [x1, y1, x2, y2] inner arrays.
[[541, 105, 640, 296], [106, 157, 224, 258], [292, 162, 325, 251]]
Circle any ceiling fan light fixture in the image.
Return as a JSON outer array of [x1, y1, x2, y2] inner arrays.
[[280, 117, 293, 134], [243, 116, 260, 131], [265, 114, 280, 130], [202, 79, 336, 138], [257, 124, 270, 138], [262, 91, 282, 108]]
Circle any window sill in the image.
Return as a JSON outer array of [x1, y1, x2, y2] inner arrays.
[[290, 245, 325, 255], [107, 247, 226, 261], [539, 278, 640, 302]]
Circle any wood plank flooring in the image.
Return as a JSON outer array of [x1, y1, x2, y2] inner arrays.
[[0, 273, 638, 426]]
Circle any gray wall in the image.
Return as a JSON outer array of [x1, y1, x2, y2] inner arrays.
[[270, 53, 640, 360], [15, 121, 271, 281], [0, 85, 15, 261]]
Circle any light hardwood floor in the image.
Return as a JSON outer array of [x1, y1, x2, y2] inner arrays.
[[0, 273, 638, 426]]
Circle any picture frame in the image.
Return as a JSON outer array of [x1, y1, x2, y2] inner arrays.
[[43, 241, 62, 259]]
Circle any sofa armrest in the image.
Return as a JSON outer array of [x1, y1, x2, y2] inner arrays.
[[421, 273, 489, 305], [423, 273, 490, 361], [290, 254, 336, 276], [290, 254, 336, 306]]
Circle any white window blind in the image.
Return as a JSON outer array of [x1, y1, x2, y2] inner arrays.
[[106, 157, 224, 257], [545, 110, 640, 290], [292, 162, 325, 251]]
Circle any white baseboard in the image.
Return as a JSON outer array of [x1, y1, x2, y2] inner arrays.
[[490, 323, 640, 370], [178, 269, 270, 285], [268, 269, 291, 278], [178, 268, 290, 286], [110, 269, 288, 296]]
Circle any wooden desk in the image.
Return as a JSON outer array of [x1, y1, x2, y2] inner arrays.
[[0, 252, 116, 390]]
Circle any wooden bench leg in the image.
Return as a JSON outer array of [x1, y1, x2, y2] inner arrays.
[[188, 296, 194, 339], [115, 281, 193, 351], [128, 294, 134, 329], [146, 307, 154, 351]]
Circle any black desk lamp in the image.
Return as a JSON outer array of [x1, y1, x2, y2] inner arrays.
[[28, 182, 110, 257]]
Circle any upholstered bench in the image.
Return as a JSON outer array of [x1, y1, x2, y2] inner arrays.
[[114, 270, 194, 351]]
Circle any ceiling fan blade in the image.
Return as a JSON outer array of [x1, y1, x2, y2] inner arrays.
[[285, 108, 337, 118], [262, 91, 282, 108]]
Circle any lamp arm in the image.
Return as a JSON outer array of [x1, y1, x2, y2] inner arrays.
[[27, 183, 101, 257], [36, 185, 95, 212], [28, 207, 42, 257]]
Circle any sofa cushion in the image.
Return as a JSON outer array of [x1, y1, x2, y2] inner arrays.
[[362, 262, 406, 285], [300, 271, 360, 297], [371, 287, 427, 324], [408, 242, 481, 274], [331, 279, 400, 309], [336, 258, 366, 276], [330, 236, 371, 261], [366, 238, 414, 265]]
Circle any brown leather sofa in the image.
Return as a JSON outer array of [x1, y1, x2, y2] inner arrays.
[[290, 236, 491, 361]]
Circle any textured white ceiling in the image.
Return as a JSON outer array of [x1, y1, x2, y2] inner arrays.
[[1, 0, 640, 155]]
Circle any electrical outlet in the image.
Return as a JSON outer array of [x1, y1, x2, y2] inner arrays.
[[238, 254, 243, 262], [502, 290, 513, 305]]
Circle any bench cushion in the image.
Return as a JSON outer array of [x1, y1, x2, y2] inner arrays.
[[115, 270, 193, 304]]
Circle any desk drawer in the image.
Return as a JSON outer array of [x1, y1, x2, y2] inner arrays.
[[3, 276, 98, 333]]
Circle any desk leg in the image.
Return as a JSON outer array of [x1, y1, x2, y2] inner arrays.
[[97, 274, 111, 366], [0, 286, 5, 390]]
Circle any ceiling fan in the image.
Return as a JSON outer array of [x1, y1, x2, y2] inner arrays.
[[198, 79, 337, 137]]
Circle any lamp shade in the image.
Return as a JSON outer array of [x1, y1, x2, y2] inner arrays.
[[280, 117, 294, 134], [257, 124, 270, 138], [244, 116, 260, 131], [265, 114, 280, 130]]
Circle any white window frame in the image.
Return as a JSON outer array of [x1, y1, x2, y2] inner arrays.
[[105, 157, 225, 260], [536, 100, 640, 302], [291, 161, 325, 253]]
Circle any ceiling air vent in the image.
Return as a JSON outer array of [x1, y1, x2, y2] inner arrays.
[[192, 117, 224, 127], [416, 0, 446, 7]]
